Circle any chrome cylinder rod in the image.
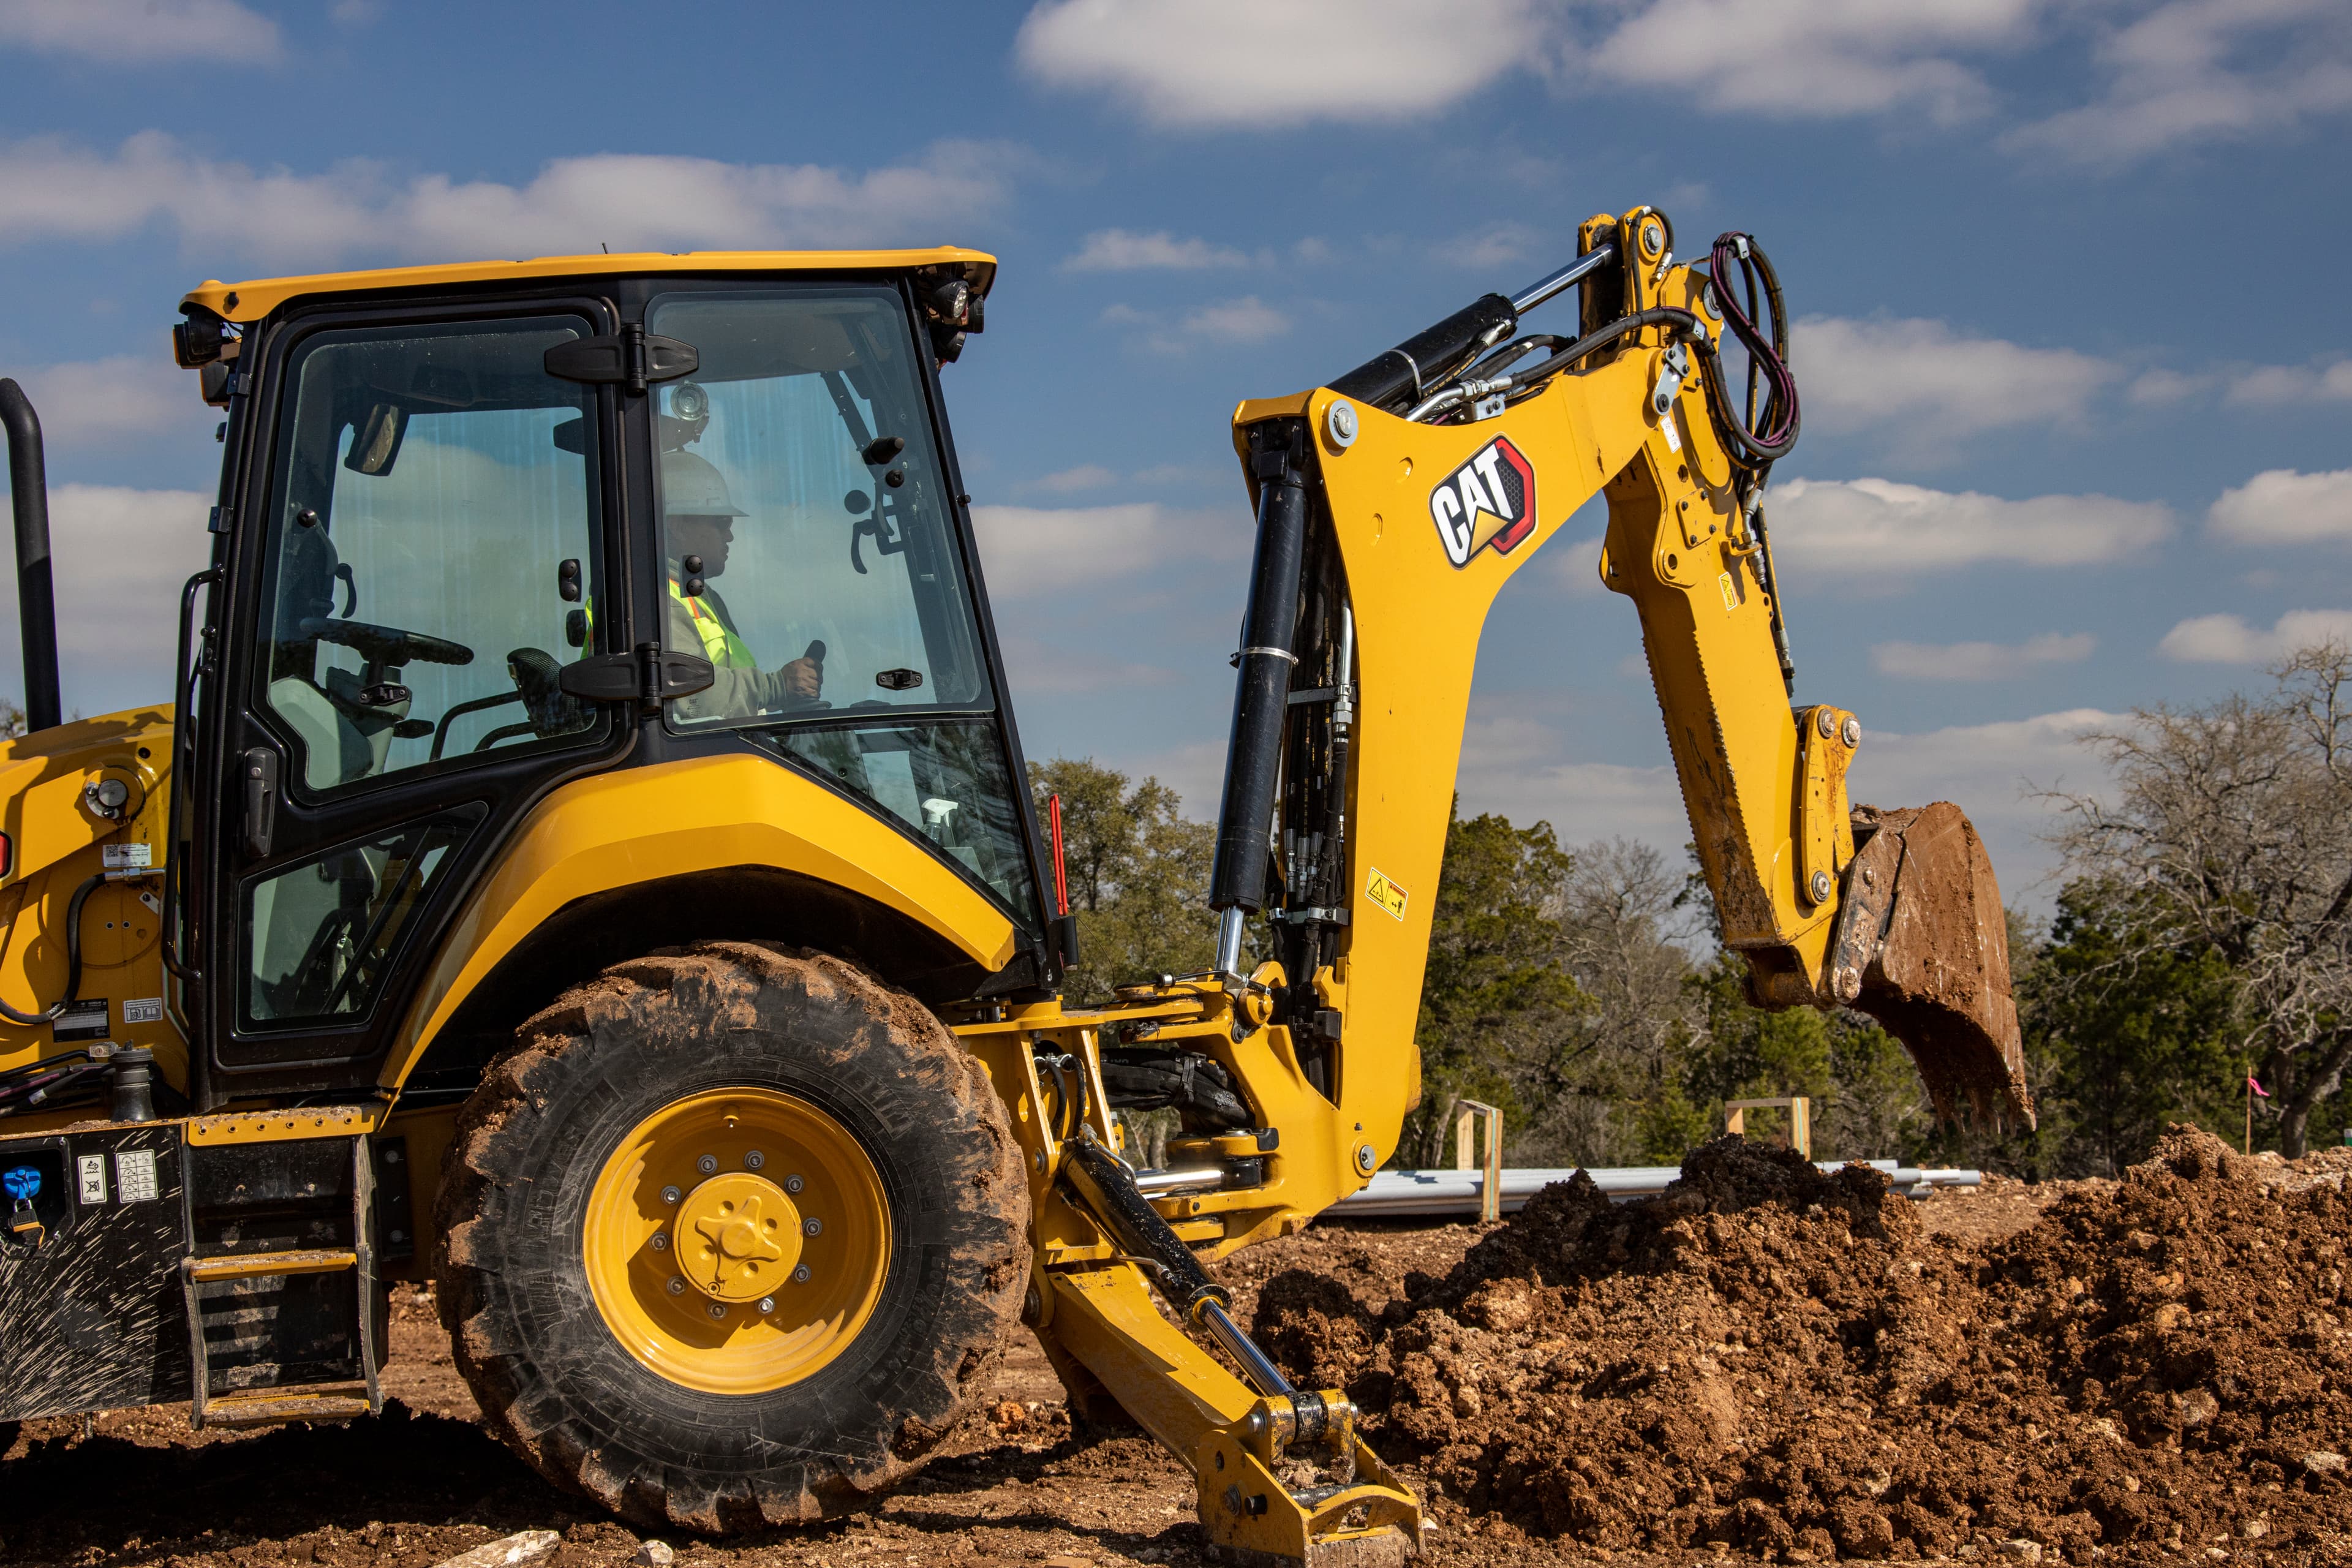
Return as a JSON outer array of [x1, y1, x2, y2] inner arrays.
[[1200, 1298, 1295, 1398], [1509, 243, 1618, 315]]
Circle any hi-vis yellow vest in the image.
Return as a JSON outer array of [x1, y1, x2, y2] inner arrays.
[[669, 576, 754, 668]]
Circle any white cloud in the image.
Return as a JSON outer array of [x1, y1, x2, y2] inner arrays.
[[1871, 631, 2095, 682], [1442, 223, 1537, 270], [1795, 315, 2118, 447], [1180, 296, 1289, 344], [1063, 229, 1248, 271], [1017, 464, 1119, 496], [1847, 707, 2124, 899], [1459, 756, 1697, 846], [2003, 0, 2352, 168], [2206, 467, 2352, 545], [1581, 0, 2041, 123], [15, 356, 205, 449], [2222, 361, 2352, 406], [0, 133, 1020, 264], [1106, 295, 1292, 355], [2159, 609, 2352, 664], [970, 502, 1243, 597], [0, 484, 213, 715], [1015, 0, 1545, 129], [1453, 703, 2121, 909], [1767, 477, 2174, 576], [2128, 367, 2209, 406], [0, 0, 279, 64]]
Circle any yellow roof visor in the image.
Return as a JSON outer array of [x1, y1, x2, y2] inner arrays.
[[179, 246, 998, 324]]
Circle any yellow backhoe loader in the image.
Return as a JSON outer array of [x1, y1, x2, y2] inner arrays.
[[0, 206, 2029, 1564]]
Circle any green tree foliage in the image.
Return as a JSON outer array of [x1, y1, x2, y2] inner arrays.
[[1396, 804, 1586, 1166], [1027, 757, 1218, 1005], [2021, 880, 2244, 1174], [2051, 644, 2352, 1156]]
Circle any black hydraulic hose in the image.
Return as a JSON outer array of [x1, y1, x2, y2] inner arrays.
[[0, 870, 130, 1026], [1701, 232, 1800, 464], [0, 379, 61, 734], [1210, 420, 1311, 914], [0, 1060, 108, 1114]]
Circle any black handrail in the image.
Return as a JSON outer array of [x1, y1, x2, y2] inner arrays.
[[0, 379, 61, 733]]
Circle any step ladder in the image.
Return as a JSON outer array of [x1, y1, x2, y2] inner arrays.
[[178, 1134, 383, 1430]]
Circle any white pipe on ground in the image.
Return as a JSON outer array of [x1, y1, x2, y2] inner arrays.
[[1324, 1159, 1981, 1218]]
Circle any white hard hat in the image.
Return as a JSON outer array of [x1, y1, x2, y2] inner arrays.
[[662, 450, 747, 517]]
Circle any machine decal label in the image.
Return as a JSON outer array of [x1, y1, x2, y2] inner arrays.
[[113, 1150, 159, 1204], [77, 1153, 107, 1205], [1718, 571, 1740, 613], [123, 997, 164, 1025], [1429, 434, 1537, 568], [102, 842, 153, 870], [1365, 867, 1409, 921], [53, 998, 107, 1041]]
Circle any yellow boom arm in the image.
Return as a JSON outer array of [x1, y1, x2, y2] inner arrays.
[[978, 206, 2029, 1566]]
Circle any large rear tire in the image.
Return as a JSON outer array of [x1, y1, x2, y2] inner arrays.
[[434, 941, 1028, 1531]]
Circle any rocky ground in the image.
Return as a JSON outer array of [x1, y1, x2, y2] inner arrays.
[[2, 1133, 2343, 1568]]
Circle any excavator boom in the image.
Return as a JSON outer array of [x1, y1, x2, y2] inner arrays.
[[997, 203, 2032, 1566]]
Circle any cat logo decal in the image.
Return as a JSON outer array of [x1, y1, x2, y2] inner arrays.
[[1428, 434, 1537, 568]]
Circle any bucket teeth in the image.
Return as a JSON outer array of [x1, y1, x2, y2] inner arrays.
[[1830, 802, 2034, 1129]]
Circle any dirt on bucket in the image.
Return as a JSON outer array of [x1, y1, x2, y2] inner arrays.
[[1253, 1129, 2352, 1563]]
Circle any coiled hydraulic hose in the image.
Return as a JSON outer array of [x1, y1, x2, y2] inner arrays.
[[0, 869, 145, 1027], [1698, 231, 1800, 467]]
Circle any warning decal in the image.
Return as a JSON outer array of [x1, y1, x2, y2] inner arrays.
[[1365, 867, 1409, 921], [114, 1149, 159, 1203], [1429, 434, 1538, 568]]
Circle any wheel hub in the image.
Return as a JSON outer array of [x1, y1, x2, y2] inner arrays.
[[677, 1171, 802, 1300], [582, 1087, 892, 1395]]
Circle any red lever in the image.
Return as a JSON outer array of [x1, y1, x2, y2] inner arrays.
[[1048, 794, 1069, 918]]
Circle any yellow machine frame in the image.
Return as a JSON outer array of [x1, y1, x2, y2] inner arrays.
[[0, 213, 2019, 1564]]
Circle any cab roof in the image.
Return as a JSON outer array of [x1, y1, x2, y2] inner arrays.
[[180, 246, 998, 325]]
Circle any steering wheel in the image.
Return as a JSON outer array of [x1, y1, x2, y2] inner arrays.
[[298, 617, 475, 668]]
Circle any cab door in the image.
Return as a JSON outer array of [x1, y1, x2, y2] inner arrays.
[[195, 300, 628, 1095]]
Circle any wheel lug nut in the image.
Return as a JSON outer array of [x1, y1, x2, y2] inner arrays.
[[791, 1264, 812, 1284], [661, 1185, 681, 1205], [745, 1150, 766, 1170], [650, 1232, 668, 1252], [706, 1302, 727, 1320], [758, 1295, 775, 1314], [785, 1174, 804, 1194], [803, 1217, 822, 1237], [667, 1277, 687, 1295], [696, 1155, 718, 1175]]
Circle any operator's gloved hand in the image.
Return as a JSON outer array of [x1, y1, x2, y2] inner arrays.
[[782, 639, 824, 702]]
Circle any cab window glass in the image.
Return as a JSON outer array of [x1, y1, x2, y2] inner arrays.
[[258, 317, 601, 795], [645, 290, 987, 726], [241, 808, 481, 1030], [647, 289, 1035, 928]]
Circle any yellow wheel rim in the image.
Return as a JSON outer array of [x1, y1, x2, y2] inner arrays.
[[584, 1087, 891, 1395]]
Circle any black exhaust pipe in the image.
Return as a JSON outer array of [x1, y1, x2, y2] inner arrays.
[[0, 380, 61, 734]]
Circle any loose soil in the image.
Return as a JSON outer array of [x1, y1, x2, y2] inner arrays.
[[2, 1131, 2344, 1568], [1255, 1129, 2351, 1566]]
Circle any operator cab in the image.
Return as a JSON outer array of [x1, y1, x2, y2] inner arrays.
[[176, 252, 1050, 1095]]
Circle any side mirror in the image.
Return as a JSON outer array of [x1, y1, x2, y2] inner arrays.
[[344, 404, 409, 477]]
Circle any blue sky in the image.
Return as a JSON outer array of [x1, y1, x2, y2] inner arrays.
[[0, 0, 2347, 905]]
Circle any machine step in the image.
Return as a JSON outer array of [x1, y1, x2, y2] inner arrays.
[[178, 1134, 383, 1431], [184, 1248, 359, 1283], [197, 1388, 376, 1428]]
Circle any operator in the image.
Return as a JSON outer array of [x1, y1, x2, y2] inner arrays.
[[662, 449, 824, 719]]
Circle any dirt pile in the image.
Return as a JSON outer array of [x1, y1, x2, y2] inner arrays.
[[1254, 1129, 2352, 1562]]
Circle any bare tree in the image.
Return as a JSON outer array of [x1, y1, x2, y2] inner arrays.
[[1523, 837, 1702, 1164], [2050, 644, 2352, 1155]]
